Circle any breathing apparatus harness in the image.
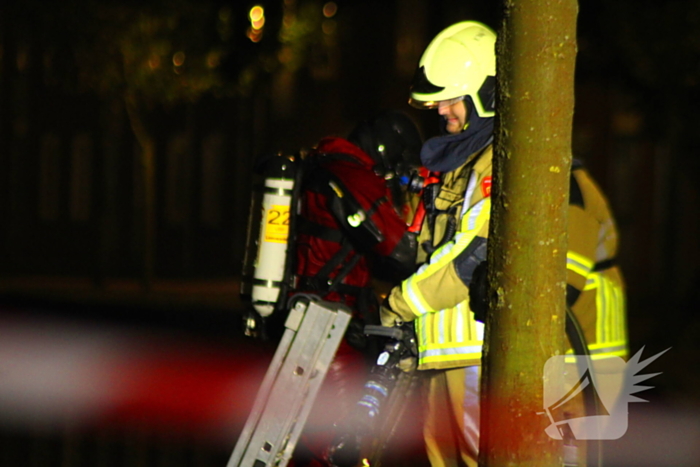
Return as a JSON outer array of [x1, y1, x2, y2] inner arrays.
[[241, 150, 389, 339]]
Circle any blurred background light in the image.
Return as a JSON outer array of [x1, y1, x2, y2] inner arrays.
[[322, 19, 336, 35], [247, 26, 263, 43], [248, 5, 265, 42], [249, 5, 265, 29], [172, 51, 186, 67], [206, 50, 221, 68], [148, 54, 161, 70], [323, 2, 338, 18]]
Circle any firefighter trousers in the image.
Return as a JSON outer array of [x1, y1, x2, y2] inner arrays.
[[423, 366, 480, 467]]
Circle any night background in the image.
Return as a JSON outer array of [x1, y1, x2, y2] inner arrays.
[[1, 0, 699, 466]]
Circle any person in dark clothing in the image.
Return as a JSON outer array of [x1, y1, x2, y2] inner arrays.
[[294, 111, 422, 316], [288, 110, 423, 466]]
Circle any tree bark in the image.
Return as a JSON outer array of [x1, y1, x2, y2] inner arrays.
[[479, 1, 578, 465]]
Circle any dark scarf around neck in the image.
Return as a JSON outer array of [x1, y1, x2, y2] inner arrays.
[[420, 99, 494, 172]]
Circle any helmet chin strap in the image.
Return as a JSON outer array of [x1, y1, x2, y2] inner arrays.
[[462, 96, 471, 132]]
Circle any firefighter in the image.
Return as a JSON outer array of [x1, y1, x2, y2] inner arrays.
[[379, 21, 629, 467], [289, 110, 422, 466]]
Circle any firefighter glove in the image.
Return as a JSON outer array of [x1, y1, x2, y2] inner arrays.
[[398, 355, 417, 372], [380, 290, 415, 327], [468, 260, 489, 323]]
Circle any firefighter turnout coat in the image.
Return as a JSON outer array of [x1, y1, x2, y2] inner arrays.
[[387, 145, 628, 370]]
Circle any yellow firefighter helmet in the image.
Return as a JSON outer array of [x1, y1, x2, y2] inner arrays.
[[409, 21, 496, 118]]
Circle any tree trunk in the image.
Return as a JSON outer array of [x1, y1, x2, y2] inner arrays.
[[479, 1, 578, 466], [125, 92, 156, 291]]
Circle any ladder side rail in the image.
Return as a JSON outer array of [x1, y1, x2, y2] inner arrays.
[[278, 305, 352, 465], [228, 304, 307, 467]]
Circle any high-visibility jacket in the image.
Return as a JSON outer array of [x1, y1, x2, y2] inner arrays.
[[566, 162, 628, 361], [387, 145, 628, 370]]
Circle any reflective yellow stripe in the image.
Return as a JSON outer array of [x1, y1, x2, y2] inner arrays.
[[419, 342, 483, 365], [415, 303, 484, 367], [588, 341, 627, 352], [565, 341, 627, 361], [403, 198, 490, 317], [420, 353, 483, 365], [564, 350, 627, 363], [585, 272, 626, 347], [460, 197, 490, 232], [403, 275, 432, 316], [617, 289, 627, 343], [417, 314, 481, 353], [600, 281, 617, 342], [404, 238, 466, 316], [579, 269, 627, 359], [592, 274, 607, 342], [567, 249, 628, 360], [408, 190, 492, 368], [455, 302, 465, 342], [567, 251, 594, 277], [416, 316, 427, 352], [421, 342, 483, 351], [438, 308, 446, 344], [462, 197, 488, 231]]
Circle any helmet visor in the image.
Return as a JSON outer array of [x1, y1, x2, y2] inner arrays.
[[408, 95, 464, 110], [408, 96, 439, 109]]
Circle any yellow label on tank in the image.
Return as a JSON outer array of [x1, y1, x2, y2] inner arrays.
[[264, 204, 290, 243]]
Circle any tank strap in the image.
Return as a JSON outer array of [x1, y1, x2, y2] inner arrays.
[[312, 239, 356, 290], [592, 257, 616, 272], [297, 218, 344, 243], [296, 276, 367, 297]]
